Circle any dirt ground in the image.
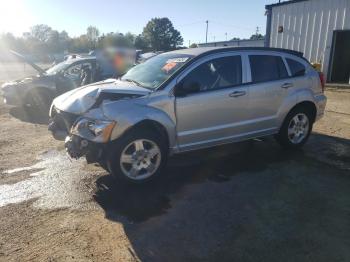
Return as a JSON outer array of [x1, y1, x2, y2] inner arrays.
[[0, 78, 350, 261]]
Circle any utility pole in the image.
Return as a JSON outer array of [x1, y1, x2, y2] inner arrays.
[[256, 26, 260, 36], [188, 40, 191, 47], [225, 32, 227, 41], [205, 20, 209, 43]]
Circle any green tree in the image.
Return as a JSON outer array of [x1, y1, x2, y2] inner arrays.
[[142, 17, 183, 51], [86, 26, 100, 49], [58, 31, 70, 51], [30, 24, 52, 42], [69, 35, 90, 53], [134, 34, 149, 50], [98, 32, 134, 48], [124, 32, 135, 45], [189, 43, 198, 48], [249, 34, 264, 40]]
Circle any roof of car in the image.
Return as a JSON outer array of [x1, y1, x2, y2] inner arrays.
[[167, 47, 304, 58]]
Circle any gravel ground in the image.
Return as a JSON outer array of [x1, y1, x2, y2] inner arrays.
[[0, 77, 349, 261]]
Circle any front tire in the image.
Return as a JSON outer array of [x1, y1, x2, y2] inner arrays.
[[275, 106, 313, 149], [25, 88, 54, 113], [107, 129, 168, 184]]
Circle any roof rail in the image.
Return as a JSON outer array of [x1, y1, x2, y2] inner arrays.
[[202, 47, 304, 58]]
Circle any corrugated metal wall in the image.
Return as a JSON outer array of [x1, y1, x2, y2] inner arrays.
[[269, 0, 350, 78], [198, 39, 265, 48]]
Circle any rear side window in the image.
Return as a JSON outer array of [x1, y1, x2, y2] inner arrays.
[[182, 55, 242, 93], [286, 58, 306, 77], [249, 55, 288, 83]]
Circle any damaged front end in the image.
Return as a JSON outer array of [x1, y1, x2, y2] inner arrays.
[[64, 135, 106, 163], [48, 79, 150, 163], [50, 107, 117, 163]]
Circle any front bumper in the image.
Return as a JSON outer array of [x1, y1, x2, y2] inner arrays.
[[65, 135, 106, 163], [1, 83, 26, 106], [48, 106, 79, 140], [49, 106, 109, 163], [2, 91, 24, 106]]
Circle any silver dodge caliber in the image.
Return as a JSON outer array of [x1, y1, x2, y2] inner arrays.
[[49, 47, 327, 183]]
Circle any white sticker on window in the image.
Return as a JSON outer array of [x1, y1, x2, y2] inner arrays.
[[166, 57, 189, 63]]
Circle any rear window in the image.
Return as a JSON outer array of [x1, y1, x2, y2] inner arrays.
[[286, 58, 306, 77], [249, 55, 288, 83]]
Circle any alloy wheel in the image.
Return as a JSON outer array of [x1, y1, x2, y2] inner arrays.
[[119, 139, 161, 180], [287, 113, 309, 144]]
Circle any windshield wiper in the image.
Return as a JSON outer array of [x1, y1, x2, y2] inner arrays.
[[123, 78, 144, 87]]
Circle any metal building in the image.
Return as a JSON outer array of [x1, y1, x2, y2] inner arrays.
[[198, 39, 265, 48], [265, 0, 350, 83]]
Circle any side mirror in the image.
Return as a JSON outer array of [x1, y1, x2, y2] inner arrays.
[[174, 81, 200, 97]]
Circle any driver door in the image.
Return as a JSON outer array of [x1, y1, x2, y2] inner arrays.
[[175, 54, 250, 151]]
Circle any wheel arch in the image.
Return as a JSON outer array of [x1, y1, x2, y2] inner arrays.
[[109, 116, 175, 152], [24, 86, 56, 107], [25, 86, 55, 100], [278, 100, 317, 132], [126, 119, 170, 149], [291, 101, 317, 123]]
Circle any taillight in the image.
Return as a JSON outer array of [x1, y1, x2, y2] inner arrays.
[[319, 72, 325, 93]]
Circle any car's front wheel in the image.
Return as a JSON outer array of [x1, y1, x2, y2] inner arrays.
[[25, 88, 54, 112], [107, 129, 167, 183], [275, 106, 313, 149]]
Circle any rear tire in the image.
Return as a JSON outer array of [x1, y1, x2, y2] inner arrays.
[[107, 129, 168, 184], [275, 106, 313, 149]]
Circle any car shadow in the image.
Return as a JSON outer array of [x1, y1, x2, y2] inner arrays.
[[94, 138, 302, 223], [93, 133, 350, 261], [9, 106, 49, 124]]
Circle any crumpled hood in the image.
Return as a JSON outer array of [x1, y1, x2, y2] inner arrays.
[[52, 79, 150, 115]]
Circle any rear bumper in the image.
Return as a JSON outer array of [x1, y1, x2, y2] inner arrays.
[[314, 94, 327, 121]]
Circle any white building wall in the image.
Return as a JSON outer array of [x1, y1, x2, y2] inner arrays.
[[269, 0, 350, 79]]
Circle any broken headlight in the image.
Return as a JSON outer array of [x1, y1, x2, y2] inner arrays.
[[71, 118, 116, 143]]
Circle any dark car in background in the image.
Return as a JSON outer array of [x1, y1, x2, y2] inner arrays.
[[1, 51, 115, 111]]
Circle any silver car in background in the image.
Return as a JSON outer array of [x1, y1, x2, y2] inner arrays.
[[49, 47, 327, 184]]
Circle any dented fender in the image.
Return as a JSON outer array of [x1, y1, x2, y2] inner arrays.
[[100, 94, 177, 149]]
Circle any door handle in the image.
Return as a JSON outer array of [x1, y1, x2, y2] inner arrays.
[[281, 83, 293, 89], [229, 90, 246, 97]]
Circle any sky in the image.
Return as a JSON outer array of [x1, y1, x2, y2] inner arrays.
[[0, 0, 276, 46]]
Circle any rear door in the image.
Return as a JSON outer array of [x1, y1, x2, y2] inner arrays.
[[174, 53, 250, 151], [244, 52, 292, 134]]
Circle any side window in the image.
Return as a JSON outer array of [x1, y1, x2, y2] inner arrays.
[[249, 55, 288, 83], [181, 56, 242, 93], [65, 63, 82, 77], [286, 58, 306, 77], [65, 62, 92, 77]]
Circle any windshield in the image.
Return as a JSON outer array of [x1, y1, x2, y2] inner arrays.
[[45, 61, 72, 75], [121, 53, 193, 89]]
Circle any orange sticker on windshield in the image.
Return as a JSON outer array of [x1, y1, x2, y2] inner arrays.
[[162, 62, 177, 73]]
